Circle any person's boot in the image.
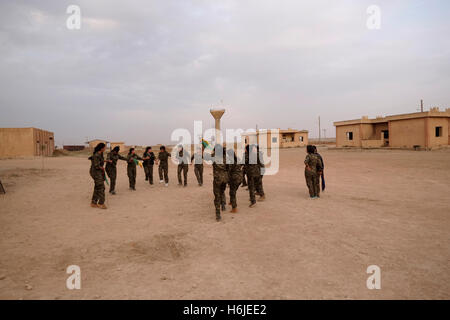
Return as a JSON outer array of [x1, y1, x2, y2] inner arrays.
[[249, 201, 256, 208], [230, 207, 238, 213], [98, 204, 107, 209], [216, 211, 221, 221], [258, 195, 266, 201], [110, 190, 116, 195], [90, 202, 98, 208]]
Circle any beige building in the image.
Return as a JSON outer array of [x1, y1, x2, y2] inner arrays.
[[110, 142, 126, 151], [334, 108, 450, 149], [0, 127, 55, 158], [241, 128, 308, 148], [87, 139, 109, 150]]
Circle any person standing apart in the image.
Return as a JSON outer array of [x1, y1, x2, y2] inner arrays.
[[157, 145, 171, 187], [105, 146, 127, 195], [245, 144, 264, 207], [126, 148, 143, 191], [176, 145, 190, 187], [304, 145, 323, 199], [313, 145, 325, 195], [89, 142, 107, 209], [143, 146, 156, 185]]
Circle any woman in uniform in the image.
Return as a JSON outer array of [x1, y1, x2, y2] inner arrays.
[[126, 147, 143, 190], [89, 142, 107, 209]]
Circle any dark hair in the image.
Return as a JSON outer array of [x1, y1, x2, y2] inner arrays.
[[94, 143, 106, 154], [307, 145, 315, 154], [313, 145, 317, 153], [160, 145, 166, 151], [112, 146, 120, 152], [145, 146, 151, 153], [128, 147, 135, 155]]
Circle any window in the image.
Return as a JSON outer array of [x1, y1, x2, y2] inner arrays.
[[346, 132, 353, 140], [435, 126, 442, 137], [299, 136, 304, 142], [272, 137, 278, 143]]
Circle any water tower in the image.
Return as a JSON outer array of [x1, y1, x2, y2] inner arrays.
[[210, 108, 225, 144]]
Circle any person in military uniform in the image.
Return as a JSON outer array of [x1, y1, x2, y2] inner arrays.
[[304, 145, 323, 198], [176, 145, 190, 187], [241, 164, 248, 188], [105, 146, 127, 194], [313, 145, 325, 194], [157, 145, 171, 186], [89, 142, 107, 209], [143, 146, 156, 185], [245, 144, 264, 207], [209, 144, 229, 221], [191, 148, 204, 186], [227, 148, 242, 213], [126, 147, 143, 190]]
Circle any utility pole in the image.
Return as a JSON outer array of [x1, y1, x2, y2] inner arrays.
[[420, 99, 424, 112], [318, 116, 321, 142]]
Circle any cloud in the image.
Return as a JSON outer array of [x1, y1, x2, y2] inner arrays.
[[0, 0, 449, 146]]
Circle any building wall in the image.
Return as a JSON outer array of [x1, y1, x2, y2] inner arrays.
[[373, 123, 388, 140], [89, 140, 107, 149], [0, 128, 54, 158], [110, 142, 126, 151], [336, 124, 361, 147], [0, 128, 34, 158], [427, 117, 448, 148], [33, 128, 55, 156], [389, 118, 426, 148]]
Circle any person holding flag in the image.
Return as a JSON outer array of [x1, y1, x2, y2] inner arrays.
[[126, 147, 143, 191], [88, 142, 107, 209], [157, 145, 171, 186], [105, 146, 127, 195]]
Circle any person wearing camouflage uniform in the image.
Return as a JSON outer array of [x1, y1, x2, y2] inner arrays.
[[143, 146, 156, 185], [105, 146, 127, 194], [176, 146, 190, 187], [126, 148, 143, 190], [89, 143, 107, 209], [191, 149, 204, 186], [255, 146, 266, 200], [304, 145, 323, 198], [210, 144, 229, 221], [227, 149, 242, 213], [157, 145, 171, 186], [245, 144, 264, 207]]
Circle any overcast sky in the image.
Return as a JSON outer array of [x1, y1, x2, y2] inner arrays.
[[0, 0, 449, 146]]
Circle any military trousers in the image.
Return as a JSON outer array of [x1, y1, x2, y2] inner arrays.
[[159, 165, 169, 183], [144, 164, 154, 184], [305, 170, 320, 197], [90, 170, 105, 205], [177, 164, 188, 185], [127, 166, 137, 189], [194, 164, 203, 185], [105, 165, 117, 192]]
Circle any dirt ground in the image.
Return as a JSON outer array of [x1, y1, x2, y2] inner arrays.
[[0, 147, 449, 300]]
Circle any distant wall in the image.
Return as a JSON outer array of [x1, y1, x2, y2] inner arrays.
[[427, 117, 448, 148], [389, 118, 425, 148], [336, 124, 360, 147], [0, 128, 34, 158]]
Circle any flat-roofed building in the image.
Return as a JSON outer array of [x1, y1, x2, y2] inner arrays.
[[241, 128, 308, 148], [334, 108, 450, 149], [0, 127, 55, 158]]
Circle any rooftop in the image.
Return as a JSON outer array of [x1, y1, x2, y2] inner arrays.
[[334, 108, 450, 126]]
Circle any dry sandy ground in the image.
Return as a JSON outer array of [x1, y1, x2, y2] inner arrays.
[[0, 147, 449, 300]]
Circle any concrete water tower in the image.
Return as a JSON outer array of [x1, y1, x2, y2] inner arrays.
[[210, 108, 225, 144]]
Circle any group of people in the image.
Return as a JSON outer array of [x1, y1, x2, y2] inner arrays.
[[88, 142, 324, 221]]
